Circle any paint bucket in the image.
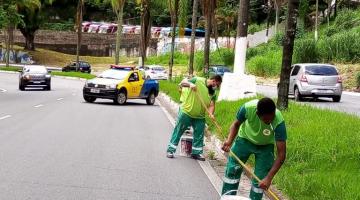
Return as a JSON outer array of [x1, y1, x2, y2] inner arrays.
[[180, 135, 193, 157]]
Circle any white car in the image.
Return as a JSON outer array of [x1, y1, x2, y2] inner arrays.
[[144, 65, 168, 80]]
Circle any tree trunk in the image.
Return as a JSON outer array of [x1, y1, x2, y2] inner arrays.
[[315, 0, 319, 41], [169, 0, 179, 81], [275, 0, 279, 33], [76, 0, 83, 71], [115, 6, 124, 65], [334, 0, 337, 18], [265, 1, 272, 43], [233, 0, 250, 74], [140, 1, 151, 67], [5, 26, 10, 67], [189, 0, 199, 76], [19, 27, 36, 51], [204, 0, 213, 75], [277, 0, 300, 110]]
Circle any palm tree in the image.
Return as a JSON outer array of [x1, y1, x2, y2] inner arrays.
[[76, 0, 84, 71], [201, 0, 216, 75], [168, 0, 179, 81], [277, 0, 300, 110], [110, 0, 126, 65], [189, 0, 199, 76]]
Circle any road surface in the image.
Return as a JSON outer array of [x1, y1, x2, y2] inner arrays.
[[0, 72, 219, 200], [257, 85, 360, 117]]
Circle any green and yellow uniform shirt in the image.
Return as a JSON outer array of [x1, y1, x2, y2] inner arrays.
[[180, 77, 216, 119], [236, 99, 287, 145]]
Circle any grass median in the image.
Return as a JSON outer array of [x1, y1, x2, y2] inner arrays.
[[51, 71, 96, 79], [160, 80, 360, 200]]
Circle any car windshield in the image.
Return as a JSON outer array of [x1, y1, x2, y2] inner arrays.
[[217, 67, 230, 73], [98, 69, 128, 80], [305, 65, 338, 76], [25, 66, 47, 73]]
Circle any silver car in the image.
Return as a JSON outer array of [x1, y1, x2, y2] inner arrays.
[[288, 63, 342, 102]]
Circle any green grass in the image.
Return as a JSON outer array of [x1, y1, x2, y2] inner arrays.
[[0, 66, 20, 72], [51, 71, 96, 79], [159, 80, 360, 200]]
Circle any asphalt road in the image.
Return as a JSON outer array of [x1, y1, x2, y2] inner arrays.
[[257, 85, 360, 117], [0, 73, 219, 200]]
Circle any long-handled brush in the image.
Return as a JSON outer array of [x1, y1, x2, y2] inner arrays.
[[194, 91, 280, 200]]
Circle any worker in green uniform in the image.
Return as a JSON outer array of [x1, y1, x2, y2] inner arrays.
[[221, 98, 287, 200], [166, 75, 222, 161]]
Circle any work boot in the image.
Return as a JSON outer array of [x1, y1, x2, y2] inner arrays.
[[166, 152, 174, 158], [191, 154, 206, 161]]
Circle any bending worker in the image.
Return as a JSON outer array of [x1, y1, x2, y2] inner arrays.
[[166, 75, 222, 161], [221, 98, 287, 200]]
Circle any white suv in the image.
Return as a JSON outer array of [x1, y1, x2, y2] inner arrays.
[[144, 65, 168, 80]]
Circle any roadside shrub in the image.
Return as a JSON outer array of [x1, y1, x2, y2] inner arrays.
[[293, 38, 318, 63], [317, 28, 360, 62], [246, 41, 281, 60], [334, 9, 360, 30], [41, 22, 74, 31], [356, 72, 360, 88], [194, 48, 235, 72], [274, 32, 285, 46], [147, 51, 189, 65], [324, 26, 338, 37], [246, 50, 282, 77], [248, 23, 267, 35]]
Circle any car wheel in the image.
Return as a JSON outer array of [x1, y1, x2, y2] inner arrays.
[[19, 82, 25, 91], [115, 90, 127, 105], [332, 96, 341, 102], [146, 91, 156, 105], [84, 96, 96, 103], [294, 87, 303, 102], [45, 84, 51, 91]]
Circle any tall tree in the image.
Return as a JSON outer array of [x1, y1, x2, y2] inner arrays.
[[315, 0, 319, 41], [202, 0, 216, 75], [168, 0, 179, 81], [137, 0, 150, 67], [110, 0, 126, 65], [233, 0, 250, 74], [277, 0, 300, 110], [76, 0, 84, 71], [189, 0, 199, 76], [18, 0, 54, 50]]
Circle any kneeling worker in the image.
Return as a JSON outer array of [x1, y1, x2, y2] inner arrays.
[[221, 98, 287, 200], [166, 75, 222, 161]]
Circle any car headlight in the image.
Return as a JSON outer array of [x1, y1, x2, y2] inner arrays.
[[24, 75, 30, 80], [45, 74, 51, 78]]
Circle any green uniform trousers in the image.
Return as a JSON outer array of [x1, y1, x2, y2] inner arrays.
[[222, 137, 274, 200], [167, 110, 205, 155]]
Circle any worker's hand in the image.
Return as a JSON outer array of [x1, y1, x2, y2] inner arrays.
[[190, 83, 197, 91], [258, 177, 272, 190], [221, 140, 232, 152], [208, 113, 215, 120]]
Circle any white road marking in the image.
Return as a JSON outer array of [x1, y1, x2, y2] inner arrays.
[[57, 98, 64, 101], [34, 104, 44, 108], [0, 88, 7, 93], [0, 115, 11, 120]]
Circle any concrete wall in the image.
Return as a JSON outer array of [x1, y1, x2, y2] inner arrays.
[[0, 30, 158, 57]]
